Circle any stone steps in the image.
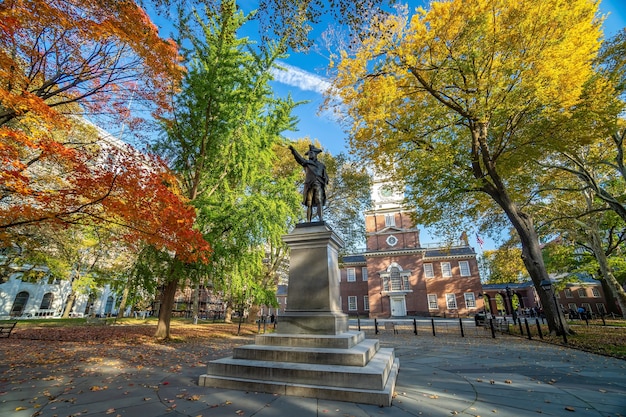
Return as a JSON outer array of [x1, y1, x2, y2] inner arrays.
[[205, 346, 395, 390], [233, 338, 379, 366]]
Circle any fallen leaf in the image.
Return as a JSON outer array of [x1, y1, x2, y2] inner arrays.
[[565, 406, 575, 412]]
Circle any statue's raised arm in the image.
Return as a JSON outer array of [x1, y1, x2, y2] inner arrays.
[[289, 144, 328, 223]]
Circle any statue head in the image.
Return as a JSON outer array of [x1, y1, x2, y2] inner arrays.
[[305, 144, 322, 158]]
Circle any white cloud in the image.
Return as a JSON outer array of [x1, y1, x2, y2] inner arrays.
[[271, 62, 331, 95]]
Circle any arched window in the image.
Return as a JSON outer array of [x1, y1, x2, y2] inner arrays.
[[380, 263, 412, 292], [11, 291, 30, 317], [40, 292, 54, 310], [104, 296, 114, 314]]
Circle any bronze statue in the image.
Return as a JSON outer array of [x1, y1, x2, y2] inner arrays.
[[289, 144, 328, 222]]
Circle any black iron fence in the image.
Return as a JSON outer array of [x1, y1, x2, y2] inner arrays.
[[344, 315, 625, 343]]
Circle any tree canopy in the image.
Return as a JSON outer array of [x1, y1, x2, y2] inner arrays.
[[329, 0, 609, 334], [151, 0, 301, 337], [1, 0, 208, 261]]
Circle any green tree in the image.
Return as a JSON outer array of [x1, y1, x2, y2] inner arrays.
[[19, 225, 123, 318], [329, 0, 607, 335], [482, 248, 527, 284], [152, 0, 300, 337], [534, 153, 626, 316]]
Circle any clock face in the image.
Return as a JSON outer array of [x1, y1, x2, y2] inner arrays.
[[379, 186, 393, 198]]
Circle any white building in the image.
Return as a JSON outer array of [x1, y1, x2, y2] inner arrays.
[[0, 271, 120, 319]]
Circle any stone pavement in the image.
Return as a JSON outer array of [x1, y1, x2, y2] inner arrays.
[[1, 331, 625, 417]]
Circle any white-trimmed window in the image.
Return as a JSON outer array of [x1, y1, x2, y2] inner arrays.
[[362, 267, 368, 281], [385, 214, 396, 227], [578, 288, 587, 297], [424, 263, 434, 278], [428, 294, 438, 310], [348, 296, 357, 311], [568, 303, 577, 312], [446, 293, 457, 309], [596, 303, 606, 314], [464, 293, 476, 308], [363, 295, 370, 311], [581, 303, 591, 312], [592, 287, 600, 297], [441, 262, 452, 278], [390, 267, 402, 291], [564, 288, 573, 298], [346, 268, 356, 282], [459, 261, 470, 277]]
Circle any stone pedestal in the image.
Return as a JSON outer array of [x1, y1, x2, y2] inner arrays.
[[199, 222, 399, 406], [278, 222, 348, 335]]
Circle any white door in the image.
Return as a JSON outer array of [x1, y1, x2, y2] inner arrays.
[[390, 297, 406, 317]]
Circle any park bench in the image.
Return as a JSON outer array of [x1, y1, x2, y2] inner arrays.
[[384, 322, 398, 334], [0, 322, 17, 338]]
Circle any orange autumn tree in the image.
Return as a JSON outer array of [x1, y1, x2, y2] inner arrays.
[[1, 2, 209, 283]]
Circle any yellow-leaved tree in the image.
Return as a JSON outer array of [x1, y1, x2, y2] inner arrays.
[[329, 0, 612, 335]]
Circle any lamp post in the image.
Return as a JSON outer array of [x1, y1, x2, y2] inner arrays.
[[505, 286, 517, 324], [540, 280, 567, 344]]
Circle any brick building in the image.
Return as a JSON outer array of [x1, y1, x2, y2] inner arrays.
[[338, 178, 484, 318], [481, 277, 611, 318]]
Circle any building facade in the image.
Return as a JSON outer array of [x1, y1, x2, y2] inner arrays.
[[0, 273, 119, 319], [481, 278, 611, 318], [339, 178, 484, 318]]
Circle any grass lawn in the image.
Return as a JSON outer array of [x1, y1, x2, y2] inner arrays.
[[507, 318, 626, 359]]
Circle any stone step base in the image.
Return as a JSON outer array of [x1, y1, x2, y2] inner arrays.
[[205, 347, 395, 390], [255, 330, 365, 349], [199, 357, 399, 407], [233, 338, 379, 366]]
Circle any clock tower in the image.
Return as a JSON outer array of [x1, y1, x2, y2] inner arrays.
[[364, 176, 424, 317], [366, 177, 421, 251]]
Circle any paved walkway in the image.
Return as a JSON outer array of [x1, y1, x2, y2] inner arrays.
[[1, 332, 625, 417]]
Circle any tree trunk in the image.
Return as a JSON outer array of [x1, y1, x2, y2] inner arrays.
[[587, 226, 626, 318], [224, 304, 233, 323], [154, 278, 178, 339], [116, 275, 132, 318], [248, 305, 260, 324], [62, 291, 76, 318], [504, 208, 569, 335], [472, 122, 569, 336], [192, 282, 200, 321]]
